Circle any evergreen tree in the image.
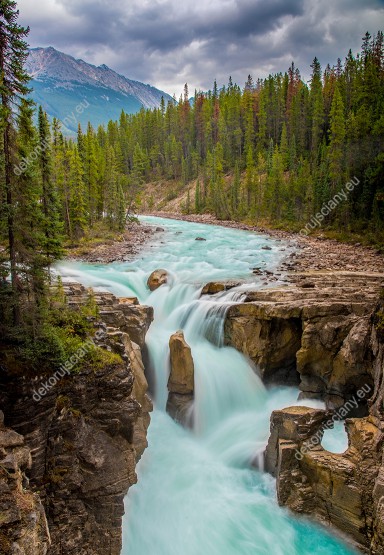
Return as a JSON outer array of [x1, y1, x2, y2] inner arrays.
[[230, 162, 240, 217], [328, 84, 346, 192], [309, 57, 324, 158], [0, 0, 31, 322], [68, 147, 87, 240], [131, 142, 148, 211], [280, 123, 289, 170], [245, 146, 255, 209], [37, 106, 63, 266], [14, 99, 46, 304], [83, 122, 99, 223]]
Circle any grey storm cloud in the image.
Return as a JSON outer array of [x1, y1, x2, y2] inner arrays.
[[17, 0, 384, 95]]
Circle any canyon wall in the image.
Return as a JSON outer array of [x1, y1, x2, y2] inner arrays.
[[225, 271, 384, 553], [225, 272, 380, 407], [0, 283, 153, 555]]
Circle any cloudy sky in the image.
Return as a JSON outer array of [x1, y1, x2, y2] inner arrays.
[[17, 0, 384, 96]]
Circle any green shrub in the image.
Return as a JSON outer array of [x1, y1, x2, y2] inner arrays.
[[1, 283, 123, 376]]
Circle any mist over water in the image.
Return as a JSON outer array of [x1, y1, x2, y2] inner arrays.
[[57, 216, 356, 555]]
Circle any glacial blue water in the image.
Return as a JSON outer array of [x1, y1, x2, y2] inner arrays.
[[57, 216, 357, 555], [321, 421, 349, 454]]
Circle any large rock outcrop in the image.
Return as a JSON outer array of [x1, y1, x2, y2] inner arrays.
[[166, 331, 194, 426], [224, 271, 384, 551], [265, 405, 384, 553], [225, 272, 381, 406], [0, 282, 153, 555], [66, 288, 153, 349]]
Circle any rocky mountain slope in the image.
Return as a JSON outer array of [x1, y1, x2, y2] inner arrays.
[[26, 47, 172, 135]]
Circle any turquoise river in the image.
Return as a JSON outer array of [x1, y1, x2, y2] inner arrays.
[[57, 215, 355, 555]]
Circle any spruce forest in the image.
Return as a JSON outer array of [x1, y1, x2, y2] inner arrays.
[[22, 31, 383, 238], [31, 31, 384, 241]]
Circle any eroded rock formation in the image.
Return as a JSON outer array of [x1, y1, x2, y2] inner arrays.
[[166, 330, 194, 426], [0, 282, 153, 555], [225, 271, 384, 553], [264, 404, 384, 553], [225, 272, 381, 405]]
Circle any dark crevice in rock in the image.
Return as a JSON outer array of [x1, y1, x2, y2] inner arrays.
[[264, 363, 300, 386], [141, 343, 156, 400]]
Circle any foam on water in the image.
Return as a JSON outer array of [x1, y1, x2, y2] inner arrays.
[[123, 411, 356, 555], [56, 216, 357, 555]]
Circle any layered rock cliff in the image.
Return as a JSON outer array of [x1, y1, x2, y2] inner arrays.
[[225, 272, 381, 408], [0, 410, 50, 554], [0, 283, 153, 555], [224, 271, 384, 553]]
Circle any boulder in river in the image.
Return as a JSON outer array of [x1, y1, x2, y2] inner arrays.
[[201, 281, 242, 295], [147, 269, 168, 291], [201, 282, 225, 294]]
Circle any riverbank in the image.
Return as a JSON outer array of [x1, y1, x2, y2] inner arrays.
[[66, 222, 157, 263]]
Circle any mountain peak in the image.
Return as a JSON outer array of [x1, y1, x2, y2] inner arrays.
[[27, 46, 171, 110], [26, 46, 172, 135]]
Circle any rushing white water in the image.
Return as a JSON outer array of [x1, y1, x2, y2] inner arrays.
[[57, 216, 357, 555]]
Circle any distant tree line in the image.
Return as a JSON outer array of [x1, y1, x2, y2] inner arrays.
[[37, 31, 381, 235], [113, 31, 383, 232]]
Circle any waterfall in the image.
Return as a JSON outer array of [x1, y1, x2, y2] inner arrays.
[[56, 215, 357, 555]]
